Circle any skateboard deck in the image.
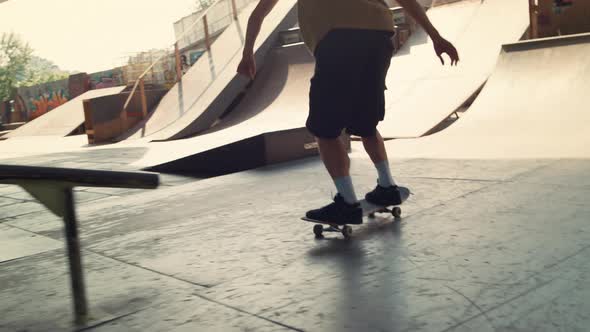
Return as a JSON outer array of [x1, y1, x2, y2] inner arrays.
[[302, 186, 411, 238]]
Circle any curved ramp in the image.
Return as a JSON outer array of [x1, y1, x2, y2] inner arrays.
[[386, 33, 590, 159], [120, 0, 298, 142], [379, 0, 529, 138], [5, 87, 124, 138], [131, 43, 314, 170]]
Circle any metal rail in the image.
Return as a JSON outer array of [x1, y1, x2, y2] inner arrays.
[[121, 0, 240, 127]]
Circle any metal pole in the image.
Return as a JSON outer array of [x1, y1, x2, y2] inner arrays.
[[231, 0, 238, 20], [63, 188, 88, 326], [529, 0, 537, 39], [150, 52, 156, 84], [139, 78, 148, 119], [121, 99, 129, 131], [175, 42, 182, 82], [203, 15, 211, 51]]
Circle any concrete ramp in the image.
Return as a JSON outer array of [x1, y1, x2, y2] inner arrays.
[[379, 0, 529, 138], [130, 43, 315, 173], [120, 0, 297, 142], [201, 42, 313, 135], [385, 33, 590, 159], [5, 87, 124, 138]]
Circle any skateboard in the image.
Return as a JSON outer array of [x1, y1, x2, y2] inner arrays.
[[302, 186, 411, 238]]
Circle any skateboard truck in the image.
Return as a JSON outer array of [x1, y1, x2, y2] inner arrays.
[[313, 224, 353, 239], [369, 206, 402, 219], [311, 206, 402, 239]]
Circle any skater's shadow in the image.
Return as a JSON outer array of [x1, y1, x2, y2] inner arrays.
[[305, 216, 409, 330], [308, 216, 404, 254], [362, 216, 404, 240], [307, 236, 365, 259], [306, 215, 405, 266]]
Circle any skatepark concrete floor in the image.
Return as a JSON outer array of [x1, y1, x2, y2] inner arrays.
[[1, 142, 589, 331]]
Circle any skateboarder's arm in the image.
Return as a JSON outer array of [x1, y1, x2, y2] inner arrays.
[[396, 0, 459, 65], [395, 0, 440, 39], [243, 0, 280, 57]]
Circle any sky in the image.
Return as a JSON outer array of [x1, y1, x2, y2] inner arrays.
[[0, 0, 198, 73]]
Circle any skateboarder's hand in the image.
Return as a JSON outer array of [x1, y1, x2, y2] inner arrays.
[[432, 35, 459, 66], [237, 54, 256, 79]]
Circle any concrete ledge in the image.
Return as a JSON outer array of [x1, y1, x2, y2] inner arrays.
[[147, 127, 322, 176]]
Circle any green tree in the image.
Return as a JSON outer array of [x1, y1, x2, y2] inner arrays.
[[0, 33, 72, 102], [21, 56, 70, 86], [0, 32, 32, 101]]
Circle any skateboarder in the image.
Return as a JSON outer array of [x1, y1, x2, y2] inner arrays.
[[238, 0, 459, 225]]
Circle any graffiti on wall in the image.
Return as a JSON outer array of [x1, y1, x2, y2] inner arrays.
[[553, 0, 573, 13], [554, 0, 573, 7], [189, 50, 205, 65], [89, 68, 124, 89], [17, 78, 69, 120], [29, 92, 68, 120], [14, 69, 126, 121]]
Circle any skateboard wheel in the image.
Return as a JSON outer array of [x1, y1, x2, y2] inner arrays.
[[313, 224, 324, 237], [342, 225, 353, 238], [392, 207, 402, 218]]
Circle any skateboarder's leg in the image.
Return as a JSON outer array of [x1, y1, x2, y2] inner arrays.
[[360, 131, 401, 205], [361, 131, 396, 187], [316, 136, 349, 179], [307, 85, 358, 206], [305, 30, 365, 207], [360, 130, 401, 205], [315, 135, 359, 205], [361, 130, 387, 164], [305, 134, 361, 224]]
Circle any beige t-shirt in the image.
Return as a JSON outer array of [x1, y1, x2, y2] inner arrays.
[[297, 0, 395, 53]]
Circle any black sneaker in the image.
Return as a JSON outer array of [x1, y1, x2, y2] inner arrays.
[[365, 184, 402, 206], [306, 194, 362, 225]]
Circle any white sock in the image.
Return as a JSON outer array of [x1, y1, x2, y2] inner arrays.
[[375, 160, 396, 187], [333, 176, 358, 204]]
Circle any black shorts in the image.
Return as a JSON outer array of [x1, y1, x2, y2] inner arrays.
[[306, 29, 394, 139]]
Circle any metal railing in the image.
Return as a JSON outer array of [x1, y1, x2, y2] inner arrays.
[[528, 0, 538, 39], [121, 0, 249, 128]]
